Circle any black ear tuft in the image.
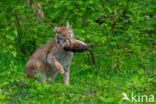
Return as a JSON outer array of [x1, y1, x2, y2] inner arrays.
[[66, 21, 69, 28]]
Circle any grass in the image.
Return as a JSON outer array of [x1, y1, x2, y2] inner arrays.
[[0, 52, 155, 104]]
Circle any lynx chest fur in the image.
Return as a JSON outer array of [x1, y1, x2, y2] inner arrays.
[[53, 48, 73, 68]]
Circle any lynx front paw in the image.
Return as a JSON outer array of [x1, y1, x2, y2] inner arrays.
[[56, 64, 64, 74]]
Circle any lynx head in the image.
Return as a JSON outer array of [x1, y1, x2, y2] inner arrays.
[[53, 21, 74, 44]]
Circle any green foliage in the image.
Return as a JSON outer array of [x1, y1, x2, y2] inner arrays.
[[0, 0, 155, 103]]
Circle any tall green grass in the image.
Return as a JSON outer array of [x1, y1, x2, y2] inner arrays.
[[0, 53, 155, 104]]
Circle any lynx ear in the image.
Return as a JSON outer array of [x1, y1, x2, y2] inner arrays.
[[53, 26, 58, 32], [66, 21, 69, 28]]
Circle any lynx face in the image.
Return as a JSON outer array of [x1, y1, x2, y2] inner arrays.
[[54, 22, 74, 44]]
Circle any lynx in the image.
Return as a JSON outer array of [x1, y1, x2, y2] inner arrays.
[[25, 21, 74, 85]]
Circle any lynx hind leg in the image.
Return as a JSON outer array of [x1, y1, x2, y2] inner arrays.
[[26, 60, 48, 83], [25, 63, 37, 79], [26, 65, 47, 82]]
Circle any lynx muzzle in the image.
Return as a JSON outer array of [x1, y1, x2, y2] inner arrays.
[[62, 38, 96, 66]]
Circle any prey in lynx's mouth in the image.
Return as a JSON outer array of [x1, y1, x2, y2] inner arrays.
[[62, 38, 96, 66]]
